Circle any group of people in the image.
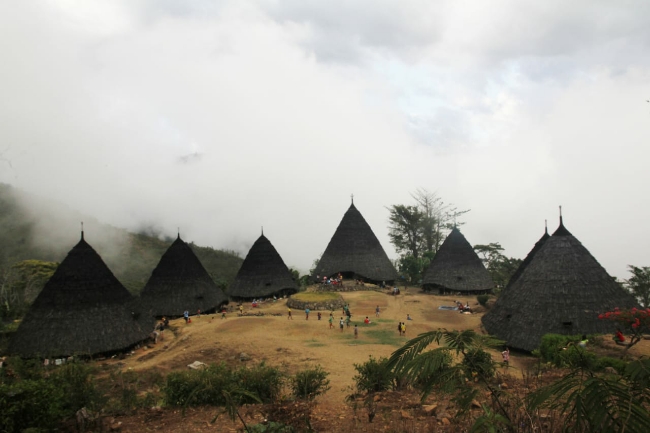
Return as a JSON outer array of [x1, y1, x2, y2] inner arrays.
[[456, 301, 472, 313], [317, 273, 344, 286]]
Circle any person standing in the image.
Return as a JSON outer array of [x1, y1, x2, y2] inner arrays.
[[354, 325, 358, 339], [397, 322, 402, 336], [288, 307, 293, 320], [305, 308, 310, 320], [375, 305, 380, 318], [239, 305, 244, 316], [501, 347, 510, 366], [401, 322, 406, 336], [339, 317, 344, 332], [328, 315, 333, 329], [317, 312, 322, 321], [183, 310, 189, 323]]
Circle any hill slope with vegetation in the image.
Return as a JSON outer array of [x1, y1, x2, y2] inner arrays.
[[0, 183, 243, 321]]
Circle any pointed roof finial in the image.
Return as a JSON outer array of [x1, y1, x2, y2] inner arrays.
[[351, 193, 354, 204], [81, 221, 84, 240], [545, 219, 548, 234], [177, 227, 180, 240], [261, 226, 264, 236], [559, 205, 563, 225]]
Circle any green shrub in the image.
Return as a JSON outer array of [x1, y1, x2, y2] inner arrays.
[[477, 295, 489, 307], [164, 362, 233, 406], [0, 361, 100, 433], [291, 366, 331, 400], [164, 362, 284, 407], [352, 356, 394, 393], [235, 362, 284, 404], [538, 334, 577, 366], [461, 348, 495, 378], [597, 356, 628, 374]]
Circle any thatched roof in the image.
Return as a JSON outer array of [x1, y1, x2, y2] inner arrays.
[[421, 227, 494, 294], [9, 233, 152, 358], [313, 202, 397, 283], [139, 235, 227, 317], [482, 217, 639, 352], [504, 226, 550, 292], [228, 234, 298, 300]]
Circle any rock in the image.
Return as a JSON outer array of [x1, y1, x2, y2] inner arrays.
[[442, 417, 450, 425], [76, 407, 92, 430], [110, 421, 123, 431], [373, 394, 381, 402], [187, 361, 207, 370], [471, 399, 481, 409], [422, 404, 437, 415], [400, 410, 412, 419], [499, 382, 508, 389], [239, 352, 251, 361]]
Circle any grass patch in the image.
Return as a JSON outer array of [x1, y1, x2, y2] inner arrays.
[[337, 328, 403, 346], [291, 292, 342, 302], [304, 339, 326, 348]]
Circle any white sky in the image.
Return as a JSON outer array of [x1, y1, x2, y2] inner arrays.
[[2, 0, 650, 279]]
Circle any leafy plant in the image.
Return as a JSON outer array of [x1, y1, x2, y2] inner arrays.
[[599, 307, 650, 351], [352, 356, 394, 394], [477, 294, 489, 307], [291, 366, 330, 400]]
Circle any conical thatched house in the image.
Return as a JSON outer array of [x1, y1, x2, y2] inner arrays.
[[228, 233, 298, 300], [139, 235, 227, 317], [482, 217, 639, 351], [503, 225, 550, 292], [9, 233, 152, 358], [422, 227, 493, 294], [313, 201, 397, 284]]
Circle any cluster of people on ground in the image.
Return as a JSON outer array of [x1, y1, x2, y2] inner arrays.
[[316, 273, 344, 286], [456, 301, 473, 313]]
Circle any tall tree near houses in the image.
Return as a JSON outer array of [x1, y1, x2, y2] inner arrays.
[[626, 265, 650, 307], [387, 205, 424, 258], [387, 189, 469, 282]]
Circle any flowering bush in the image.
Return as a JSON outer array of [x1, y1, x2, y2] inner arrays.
[[598, 307, 650, 350]]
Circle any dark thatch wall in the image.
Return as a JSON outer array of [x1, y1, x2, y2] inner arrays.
[[503, 228, 549, 294], [139, 236, 227, 317], [482, 219, 639, 352], [422, 227, 493, 293], [228, 234, 298, 300], [9, 234, 152, 358], [312, 203, 397, 284]]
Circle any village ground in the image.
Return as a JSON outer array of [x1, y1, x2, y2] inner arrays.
[[99, 287, 649, 432]]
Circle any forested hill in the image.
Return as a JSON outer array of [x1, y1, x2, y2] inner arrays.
[[0, 183, 243, 295]]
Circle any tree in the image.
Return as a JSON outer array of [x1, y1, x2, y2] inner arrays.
[[387, 205, 424, 259], [411, 188, 469, 254], [473, 243, 522, 291], [598, 307, 650, 351], [626, 265, 650, 307], [387, 189, 469, 283]]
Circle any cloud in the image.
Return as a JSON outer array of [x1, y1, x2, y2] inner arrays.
[[1, 0, 650, 281]]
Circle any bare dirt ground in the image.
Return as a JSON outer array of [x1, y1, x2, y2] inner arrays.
[[101, 288, 649, 432]]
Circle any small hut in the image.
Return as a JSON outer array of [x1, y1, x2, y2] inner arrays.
[[482, 216, 639, 352], [9, 232, 152, 358], [139, 235, 227, 317], [312, 200, 397, 285], [228, 233, 298, 300], [421, 227, 493, 294]]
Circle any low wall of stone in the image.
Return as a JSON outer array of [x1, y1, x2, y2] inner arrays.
[[286, 296, 345, 311]]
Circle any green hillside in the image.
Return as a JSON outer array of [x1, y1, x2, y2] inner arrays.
[[0, 183, 243, 320]]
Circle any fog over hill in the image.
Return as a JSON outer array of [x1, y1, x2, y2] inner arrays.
[[0, 184, 242, 294]]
